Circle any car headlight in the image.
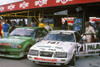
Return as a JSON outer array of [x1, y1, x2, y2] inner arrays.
[[11, 44, 21, 48], [28, 50, 39, 56], [54, 52, 67, 58], [18, 45, 22, 48]]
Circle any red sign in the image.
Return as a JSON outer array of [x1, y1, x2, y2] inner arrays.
[[92, 19, 100, 21], [62, 17, 74, 25], [0, 0, 100, 13], [34, 57, 57, 62]]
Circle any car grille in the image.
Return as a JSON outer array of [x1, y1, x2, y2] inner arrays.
[[40, 51, 53, 57], [0, 51, 9, 55]]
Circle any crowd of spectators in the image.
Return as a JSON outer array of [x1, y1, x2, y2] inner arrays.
[[85, 21, 100, 42], [0, 18, 28, 38], [7, 19, 27, 27], [0, 17, 53, 38]]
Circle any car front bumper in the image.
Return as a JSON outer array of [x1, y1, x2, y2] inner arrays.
[[27, 55, 71, 66], [0, 48, 24, 58]]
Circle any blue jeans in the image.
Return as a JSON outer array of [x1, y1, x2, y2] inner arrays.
[[3, 32, 8, 38]]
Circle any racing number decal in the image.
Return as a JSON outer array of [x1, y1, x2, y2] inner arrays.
[[77, 44, 84, 52], [76, 43, 100, 56]]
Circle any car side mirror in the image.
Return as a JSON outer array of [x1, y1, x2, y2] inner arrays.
[[79, 35, 86, 44], [82, 36, 86, 41]]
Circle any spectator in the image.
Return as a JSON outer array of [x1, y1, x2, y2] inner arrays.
[[22, 19, 27, 27], [62, 21, 68, 30], [11, 21, 17, 26], [18, 19, 27, 27], [2, 21, 10, 38], [18, 21, 22, 26], [30, 22, 33, 27], [7, 19, 11, 26], [0, 16, 3, 37], [44, 21, 53, 31], [38, 22, 45, 27], [85, 22, 97, 43], [95, 21, 100, 41], [32, 22, 38, 27]]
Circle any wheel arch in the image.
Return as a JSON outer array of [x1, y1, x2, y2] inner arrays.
[[22, 42, 32, 52]]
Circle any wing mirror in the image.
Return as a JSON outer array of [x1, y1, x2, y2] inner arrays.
[[79, 35, 86, 44], [82, 35, 86, 41]]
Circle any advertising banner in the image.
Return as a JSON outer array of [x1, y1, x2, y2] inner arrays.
[[0, 0, 100, 13], [61, 17, 74, 26], [73, 18, 82, 31]]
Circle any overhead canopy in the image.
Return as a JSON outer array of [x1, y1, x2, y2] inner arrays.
[[0, 0, 23, 6], [0, 0, 100, 13]]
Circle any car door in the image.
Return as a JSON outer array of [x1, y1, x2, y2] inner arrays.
[[41, 28, 48, 37], [77, 42, 100, 57], [75, 32, 86, 56], [76, 34, 100, 57], [85, 42, 100, 56]]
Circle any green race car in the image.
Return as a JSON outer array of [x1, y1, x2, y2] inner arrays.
[[0, 27, 48, 58]]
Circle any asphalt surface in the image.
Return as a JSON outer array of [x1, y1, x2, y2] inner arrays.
[[0, 56, 100, 67]]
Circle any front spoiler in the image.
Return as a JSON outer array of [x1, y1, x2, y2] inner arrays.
[[0, 52, 24, 58], [27, 55, 71, 66]]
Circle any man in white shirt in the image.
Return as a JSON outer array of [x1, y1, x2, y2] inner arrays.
[[85, 22, 96, 43], [44, 22, 53, 31]]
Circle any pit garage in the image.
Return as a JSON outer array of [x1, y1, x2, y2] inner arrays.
[[0, 0, 100, 33]]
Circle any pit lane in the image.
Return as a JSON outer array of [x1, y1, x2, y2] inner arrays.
[[0, 56, 100, 67]]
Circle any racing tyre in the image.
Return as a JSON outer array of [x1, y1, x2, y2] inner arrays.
[[25, 45, 32, 56], [68, 55, 75, 66], [99, 54, 100, 56]]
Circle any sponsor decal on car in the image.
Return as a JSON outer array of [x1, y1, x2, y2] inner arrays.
[[34, 57, 57, 62], [87, 44, 100, 50], [85, 43, 100, 54], [0, 43, 10, 46]]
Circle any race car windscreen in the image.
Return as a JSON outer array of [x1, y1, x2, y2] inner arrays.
[[9, 28, 35, 37], [43, 32, 75, 42]]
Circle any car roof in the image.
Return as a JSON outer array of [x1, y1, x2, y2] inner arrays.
[[16, 27, 43, 29], [50, 30, 76, 33]]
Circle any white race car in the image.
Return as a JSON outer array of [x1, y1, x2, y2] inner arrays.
[[27, 30, 100, 66]]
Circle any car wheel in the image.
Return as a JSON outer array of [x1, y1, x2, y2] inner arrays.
[[25, 45, 32, 56], [68, 55, 76, 66], [99, 54, 100, 56]]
